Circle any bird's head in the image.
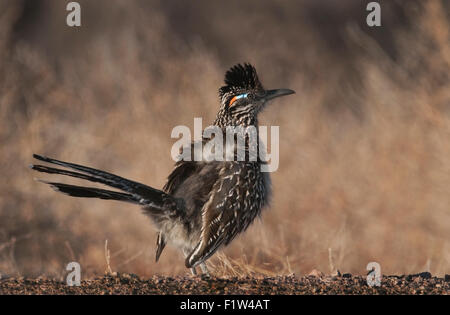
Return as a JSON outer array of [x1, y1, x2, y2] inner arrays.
[[216, 63, 295, 127]]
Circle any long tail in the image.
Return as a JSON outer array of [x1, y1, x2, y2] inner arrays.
[[30, 154, 178, 212]]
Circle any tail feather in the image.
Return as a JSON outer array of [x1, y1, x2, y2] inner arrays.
[[31, 154, 182, 263], [30, 154, 179, 210], [41, 180, 140, 204], [31, 164, 119, 188], [32, 154, 166, 204]]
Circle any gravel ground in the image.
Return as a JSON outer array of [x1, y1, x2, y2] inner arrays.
[[0, 273, 448, 295]]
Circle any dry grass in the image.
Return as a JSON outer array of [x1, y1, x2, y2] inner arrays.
[[0, 0, 449, 279]]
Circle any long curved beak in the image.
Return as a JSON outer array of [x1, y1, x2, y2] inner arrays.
[[264, 89, 296, 101]]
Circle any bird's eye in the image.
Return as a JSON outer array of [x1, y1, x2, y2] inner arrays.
[[229, 93, 248, 107]]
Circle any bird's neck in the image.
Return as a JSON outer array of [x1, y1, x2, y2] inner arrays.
[[213, 108, 258, 129]]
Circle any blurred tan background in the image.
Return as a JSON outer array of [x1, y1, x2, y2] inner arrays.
[[0, 0, 449, 278]]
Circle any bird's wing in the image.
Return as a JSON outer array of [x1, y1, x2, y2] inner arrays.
[[164, 138, 210, 194], [186, 162, 260, 268], [163, 160, 198, 194]]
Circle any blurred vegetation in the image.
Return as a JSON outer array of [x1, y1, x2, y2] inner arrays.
[[0, 0, 449, 278]]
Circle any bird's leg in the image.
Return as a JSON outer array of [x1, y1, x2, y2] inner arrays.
[[183, 248, 198, 276], [200, 262, 210, 277]]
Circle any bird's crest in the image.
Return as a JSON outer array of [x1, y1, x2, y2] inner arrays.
[[219, 63, 263, 101]]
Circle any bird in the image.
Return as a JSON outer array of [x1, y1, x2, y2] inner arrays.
[[30, 63, 295, 275]]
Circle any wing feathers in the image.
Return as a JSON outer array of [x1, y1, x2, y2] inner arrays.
[[186, 163, 241, 268]]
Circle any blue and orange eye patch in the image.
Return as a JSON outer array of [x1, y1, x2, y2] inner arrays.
[[229, 93, 248, 107]]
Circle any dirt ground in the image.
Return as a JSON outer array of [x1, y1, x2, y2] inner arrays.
[[0, 273, 448, 295]]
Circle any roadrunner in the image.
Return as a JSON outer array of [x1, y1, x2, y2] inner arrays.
[[31, 63, 295, 275]]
